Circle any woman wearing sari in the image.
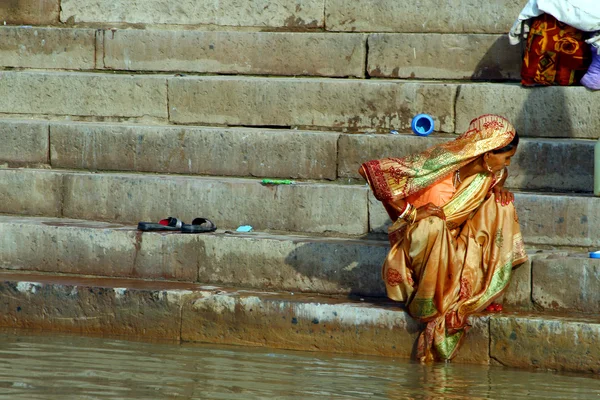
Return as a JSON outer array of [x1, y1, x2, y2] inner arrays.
[[359, 114, 528, 362]]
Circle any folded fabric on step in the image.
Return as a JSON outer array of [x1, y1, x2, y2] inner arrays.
[[509, 0, 600, 45]]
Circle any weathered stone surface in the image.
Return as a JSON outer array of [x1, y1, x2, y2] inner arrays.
[[134, 232, 200, 281], [533, 256, 600, 313], [61, 172, 369, 235], [326, 0, 523, 33], [0, 216, 197, 281], [197, 233, 388, 296], [490, 314, 600, 373], [517, 194, 600, 247], [0, 169, 61, 217], [0, 272, 190, 340], [0, 71, 167, 119], [368, 34, 521, 80], [507, 138, 595, 192], [60, 0, 325, 28], [50, 122, 339, 180], [182, 289, 423, 358], [104, 30, 366, 78], [0, 119, 48, 165], [453, 315, 490, 364], [168, 77, 457, 133], [370, 191, 600, 247], [497, 257, 532, 310], [340, 134, 595, 192], [456, 84, 600, 139], [0, 0, 59, 25], [0, 27, 96, 69]]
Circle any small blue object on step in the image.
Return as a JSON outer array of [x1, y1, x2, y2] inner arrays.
[[236, 225, 254, 232], [411, 114, 434, 136], [590, 251, 600, 259]]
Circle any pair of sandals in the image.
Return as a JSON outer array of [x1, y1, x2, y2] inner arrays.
[[137, 217, 217, 233]]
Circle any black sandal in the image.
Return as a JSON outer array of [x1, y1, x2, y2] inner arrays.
[[137, 217, 184, 232], [181, 217, 217, 233]]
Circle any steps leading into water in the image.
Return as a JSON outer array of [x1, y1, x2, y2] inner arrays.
[[1, 269, 598, 373], [1, 215, 598, 314], [2, 0, 598, 374]]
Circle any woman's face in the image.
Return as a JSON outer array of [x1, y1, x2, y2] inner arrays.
[[485, 147, 517, 173]]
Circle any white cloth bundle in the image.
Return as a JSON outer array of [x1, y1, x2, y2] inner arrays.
[[509, 0, 600, 52]]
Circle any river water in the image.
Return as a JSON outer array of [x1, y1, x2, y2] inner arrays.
[[0, 330, 597, 399]]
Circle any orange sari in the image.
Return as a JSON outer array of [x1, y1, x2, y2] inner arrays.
[[361, 115, 528, 361]]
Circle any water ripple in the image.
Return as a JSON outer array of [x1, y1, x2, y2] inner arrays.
[[0, 332, 597, 400]]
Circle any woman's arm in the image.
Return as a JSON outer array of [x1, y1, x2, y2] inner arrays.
[[491, 168, 514, 206]]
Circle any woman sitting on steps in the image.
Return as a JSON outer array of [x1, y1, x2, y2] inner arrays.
[[359, 114, 528, 362]]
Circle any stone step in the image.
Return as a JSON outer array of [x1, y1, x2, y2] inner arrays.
[[326, 0, 523, 34], [0, 269, 598, 372], [0, 215, 597, 314], [0, 0, 59, 25], [368, 33, 521, 81], [0, 71, 596, 138], [2, 168, 600, 245], [59, 0, 326, 28], [5, 0, 521, 34], [1, 119, 594, 192], [0, 26, 522, 81]]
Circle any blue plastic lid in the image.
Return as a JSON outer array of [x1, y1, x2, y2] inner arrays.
[[411, 114, 434, 136], [590, 251, 600, 259]]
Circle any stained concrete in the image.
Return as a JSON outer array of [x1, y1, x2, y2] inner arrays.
[[325, 0, 524, 33], [532, 256, 600, 313], [104, 30, 366, 78], [491, 314, 600, 373], [50, 122, 339, 180], [0, 0, 59, 25], [368, 34, 521, 81], [456, 84, 600, 139], [60, 0, 325, 27], [167, 76, 457, 133], [0, 71, 167, 119], [0, 270, 598, 372], [0, 119, 49, 166], [0, 27, 96, 70]]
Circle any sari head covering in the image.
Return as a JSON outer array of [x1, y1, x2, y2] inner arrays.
[[361, 114, 516, 202]]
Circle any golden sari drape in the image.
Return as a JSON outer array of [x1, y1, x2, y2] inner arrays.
[[361, 115, 528, 361]]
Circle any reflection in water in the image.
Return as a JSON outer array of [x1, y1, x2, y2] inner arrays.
[[0, 331, 597, 399]]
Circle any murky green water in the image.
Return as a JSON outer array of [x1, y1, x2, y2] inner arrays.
[[0, 331, 597, 400]]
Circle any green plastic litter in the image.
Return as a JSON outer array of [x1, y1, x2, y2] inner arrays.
[[261, 179, 295, 185]]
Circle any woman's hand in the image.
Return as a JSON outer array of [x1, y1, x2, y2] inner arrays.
[[492, 186, 514, 206], [415, 203, 446, 222]]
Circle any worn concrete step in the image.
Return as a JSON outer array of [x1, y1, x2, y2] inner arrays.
[[1, 119, 594, 192], [8, 0, 521, 34], [0, 270, 598, 373], [0, 71, 598, 138], [2, 168, 600, 245], [326, 0, 523, 34], [368, 33, 521, 81], [0, 27, 367, 78], [1, 215, 598, 314], [0, 26, 521, 81]]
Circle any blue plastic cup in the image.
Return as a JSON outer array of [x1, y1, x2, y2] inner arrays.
[[411, 114, 434, 136]]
